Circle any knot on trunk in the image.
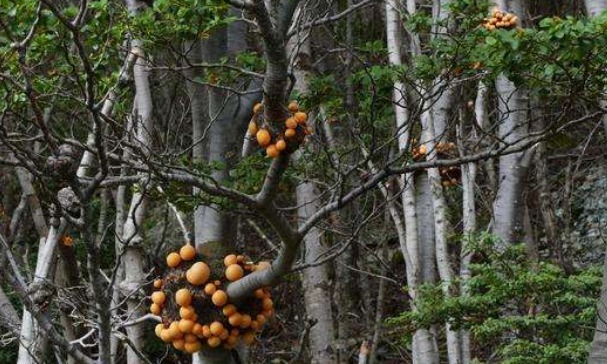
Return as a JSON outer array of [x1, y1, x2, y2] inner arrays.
[[118, 280, 145, 297], [28, 280, 56, 310], [48, 203, 61, 227], [58, 187, 81, 217], [45, 144, 81, 181]]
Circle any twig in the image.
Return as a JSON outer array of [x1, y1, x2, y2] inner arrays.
[[247, 218, 278, 251], [157, 186, 191, 242], [119, 313, 161, 328], [289, 318, 315, 363]]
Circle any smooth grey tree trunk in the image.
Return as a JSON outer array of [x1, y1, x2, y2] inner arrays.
[[120, 40, 154, 364], [119, 6, 160, 364], [457, 81, 487, 364], [16, 225, 63, 364], [492, 75, 531, 248], [289, 12, 337, 362], [184, 40, 210, 249], [585, 0, 607, 16], [423, 84, 463, 364], [195, 27, 231, 251], [298, 181, 337, 364], [15, 167, 49, 364], [192, 15, 258, 364], [386, 1, 439, 362], [194, 21, 255, 250]]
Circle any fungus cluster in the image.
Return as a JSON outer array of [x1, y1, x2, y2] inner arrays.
[[482, 8, 518, 30], [412, 141, 456, 161], [412, 141, 461, 188], [150, 244, 274, 353], [248, 101, 312, 158]]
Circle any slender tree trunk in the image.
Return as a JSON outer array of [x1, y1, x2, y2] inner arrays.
[[194, 24, 257, 252], [56, 256, 79, 364], [288, 12, 337, 362], [585, 0, 607, 17], [184, 40, 210, 249], [120, 59, 152, 364], [419, 1, 467, 361], [15, 168, 48, 238], [298, 181, 336, 364], [119, 3, 156, 361], [369, 242, 387, 364], [330, 3, 360, 359], [14, 164, 53, 364], [423, 90, 463, 364], [110, 114, 133, 363], [457, 81, 487, 364], [386, 1, 439, 362], [492, 75, 532, 248], [459, 157, 475, 364], [196, 28, 233, 250], [16, 223, 64, 364], [192, 16, 258, 364]]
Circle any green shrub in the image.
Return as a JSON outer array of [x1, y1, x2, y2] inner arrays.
[[388, 235, 601, 363]]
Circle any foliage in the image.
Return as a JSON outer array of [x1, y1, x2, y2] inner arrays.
[[413, 0, 607, 100], [0, 343, 17, 364], [131, 0, 233, 46], [388, 235, 601, 364]]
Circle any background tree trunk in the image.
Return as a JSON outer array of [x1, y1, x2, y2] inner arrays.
[[290, 14, 337, 362], [120, 37, 154, 364], [193, 15, 258, 364], [386, 1, 439, 362], [492, 75, 532, 248]]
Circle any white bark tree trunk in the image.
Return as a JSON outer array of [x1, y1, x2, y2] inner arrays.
[[194, 25, 256, 252], [298, 180, 337, 364], [119, 3, 156, 361], [585, 0, 607, 16], [15, 162, 53, 364], [423, 99, 463, 364], [386, 1, 439, 362], [457, 81, 487, 364], [192, 35, 240, 364], [289, 11, 337, 362], [16, 224, 63, 364], [418, 2, 466, 361], [492, 75, 531, 248], [192, 16, 259, 364], [184, 40, 210, 249]]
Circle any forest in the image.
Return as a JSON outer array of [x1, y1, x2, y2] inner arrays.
[[2, 0, 607, 363]]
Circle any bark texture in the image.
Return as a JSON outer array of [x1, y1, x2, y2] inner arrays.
[[0, 285, 19, 330], [15, 160, 59, 364], [492, 75, 531, 248], [290, 12, 337, 362], [386, 1, 439, 362], [298, 182, 336, 364], [119, 3, 156, 362], [192, 13, 259, 364]]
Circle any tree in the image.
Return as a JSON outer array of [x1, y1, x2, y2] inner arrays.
[[1, 0, 606, 363]]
